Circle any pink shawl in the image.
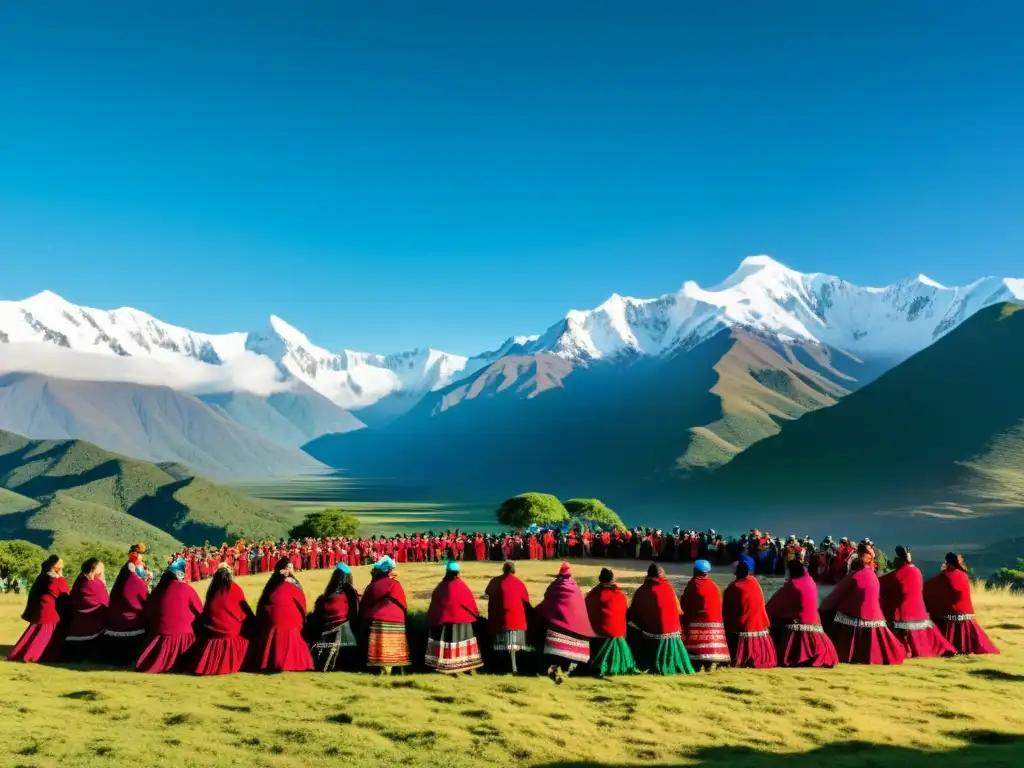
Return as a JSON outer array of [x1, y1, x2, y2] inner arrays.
[[536, 575, 595, 637]]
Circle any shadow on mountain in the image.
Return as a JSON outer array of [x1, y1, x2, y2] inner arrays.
[[127, 478, 229, 544], [530, 733, 1024, 768]]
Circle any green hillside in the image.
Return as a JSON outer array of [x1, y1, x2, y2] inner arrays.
[[689, 303, 1024, 539], [0, 427, 303, 551]]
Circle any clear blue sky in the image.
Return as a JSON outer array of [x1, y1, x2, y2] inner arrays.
[[1, 1, 1021, 354]]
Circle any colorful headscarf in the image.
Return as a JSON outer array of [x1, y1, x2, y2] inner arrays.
[[694, 559, 712, 574], [169, 558, 187, 573], [445, 560, 460, 574], [373, 556, 396, 573], [335, 562, 352, 575]]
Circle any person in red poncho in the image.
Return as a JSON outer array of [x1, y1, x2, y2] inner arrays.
[[136, 558, 203, 673], [191, 562, 255, 675], [8, 555, 69, 663], [359, 556, 410, 674], [424, 560, 484, 674], [723, 555, 777, 669], [879, 546, 955, 658], [766, 560, 838, 667], [248, 557, 314, 673], [101, 549, 151, 665], [61, 557, 109, 663], [680, 560, 730, 669], [628, 564, 694, 675], [923, 552, 999, 655], [534, 562, 595, 683], [584, 568, 637, 676], [484, 561, 533, 673], [819, 546, 906, 664], [305, 562, 361, 672]]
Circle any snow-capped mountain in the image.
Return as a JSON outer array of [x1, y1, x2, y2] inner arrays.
[[521, 255, 1024, 365]]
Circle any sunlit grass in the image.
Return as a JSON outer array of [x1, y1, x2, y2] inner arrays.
[[2, 560, 1022, 768]]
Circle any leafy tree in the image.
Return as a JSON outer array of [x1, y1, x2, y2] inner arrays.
[[986, 559, 1024, 594], [874, 549, 890, 573], [0, 539, 48, 587], [290, 509, 360, 540], [62, 541, 128, 585], [496, 493, 569, 529], [563, 498, 626, 531]]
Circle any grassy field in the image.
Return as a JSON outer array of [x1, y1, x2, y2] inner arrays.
[[1, 560, 1023, 768]]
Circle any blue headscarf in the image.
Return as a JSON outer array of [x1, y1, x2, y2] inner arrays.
[[694, 559, 712, 574], [737, 554, 755, 573], [335, 562, 352, 575], [169, 558, 187, 574], [373, 556, 396, 573], [445, 560, 460, 574]]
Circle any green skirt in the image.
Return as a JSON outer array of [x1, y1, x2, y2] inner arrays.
[[588, 636, 637, 676], [628, 625, 695, 676]]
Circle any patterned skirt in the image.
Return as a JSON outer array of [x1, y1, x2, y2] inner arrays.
[[310, 621, 359, 672], [684, 621, 731, 665], [544, 627, 591, 664], [628, 623, 695, 675], [425, 623, 484, 674], [588, 636, 638, 676], [493, 629, 532, 653], [366, 621, 410, 667]]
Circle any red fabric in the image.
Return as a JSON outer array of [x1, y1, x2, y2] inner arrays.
[[680, 574, 724, 626], [21, 575, 70, 624], [136, 633, 197, 673], [536, 576, 595, 637], [258, 580, 306, 632], [201, 581, 253, 638], [893, 625, 955, 658], [313, 590, 359, 628], [731, 633, 777, 669], [628, 576, 682, 634], [936, 616, 1000, 655], [585, 583, 628, 638], [828, 623, 906, 665], [819, 567, 886, 620], [148, 579, 203, 636], [107, 570, 149, 633], [723, 576, 770, 634], [251, 579, 314, 672], [8, 623, 62, 663], [66, 575, 109, 639], [484, 573, 530, 632], [766, 573, 822, 625], [192, 636, 249, 675], [923, 568, 975, 617], [359, 576, 408, 624], [879, 564, 930, 622], [775, 627, 839, 668], [426, 576, 480, 626]]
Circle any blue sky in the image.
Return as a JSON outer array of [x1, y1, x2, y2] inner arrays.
[[1, 1, 1021, 355]]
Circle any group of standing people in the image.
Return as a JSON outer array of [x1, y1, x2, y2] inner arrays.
[[7, 539, 998, 680]]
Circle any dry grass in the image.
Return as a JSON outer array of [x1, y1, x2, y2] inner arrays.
[[1, 560, 1023, 768]]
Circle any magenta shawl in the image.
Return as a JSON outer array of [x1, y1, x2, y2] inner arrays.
[[536, 576, 595, 637]]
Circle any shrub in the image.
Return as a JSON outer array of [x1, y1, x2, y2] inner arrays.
[[290, 509, 360, 540], [496, 493, 569, 529], [0, 539, 48, 587], [986, 559, 1024, 594], [563, 498, 626, 531]]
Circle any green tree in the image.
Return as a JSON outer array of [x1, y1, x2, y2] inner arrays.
[[874, 549, 890, 573], [986, 559, 1024, 594], [563, 498, 626, 531], [62, 541, 127, 585], [496, 493, 569, 529], [0, 539, 48, 586], [290, 509, 360, 540]]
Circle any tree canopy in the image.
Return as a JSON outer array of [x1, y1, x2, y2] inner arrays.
[[986, 559, 1024, 594], [289, 509, 360, 540], [62, 541, 128, 584], [563, 498, 626, 531], [496, 493, 569, 529], [0, 539, 48, 587]]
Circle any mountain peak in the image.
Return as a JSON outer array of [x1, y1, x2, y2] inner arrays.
[[916, 274, 946, 289]]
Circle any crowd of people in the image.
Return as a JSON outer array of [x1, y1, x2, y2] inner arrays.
[[162, 528, 867, 586], [6, 539, 999, 680]]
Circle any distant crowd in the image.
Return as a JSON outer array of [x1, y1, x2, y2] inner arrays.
[[5, 536, 999, 679], [165, 528, 864, 585]]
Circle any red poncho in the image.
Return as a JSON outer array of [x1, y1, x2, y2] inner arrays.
[[66, 575, 109, 639], [628, 576, 681, 635], [359, 575, 408, 624], [312, 590, 359, 629], [21, 575, 70, 624], [680, 574, 724, 626], [723, 576, 770, 634], [484, 573, 530, 632], [107, 568, 149, 633], [426, 576, 481, 626], [536, 576, 595, 637], [879, 563, 930, 623], [819, 567, 886, 620], [585, 583, 628, 638], [766, 573, 822, 625], [923, 568, 975, 617], [258, 580, 307, 632], [148, 579, 203, 636], [201, 581, 254, 637]]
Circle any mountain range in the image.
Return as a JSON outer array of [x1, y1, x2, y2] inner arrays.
[[1, 256, 1021, 511]]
